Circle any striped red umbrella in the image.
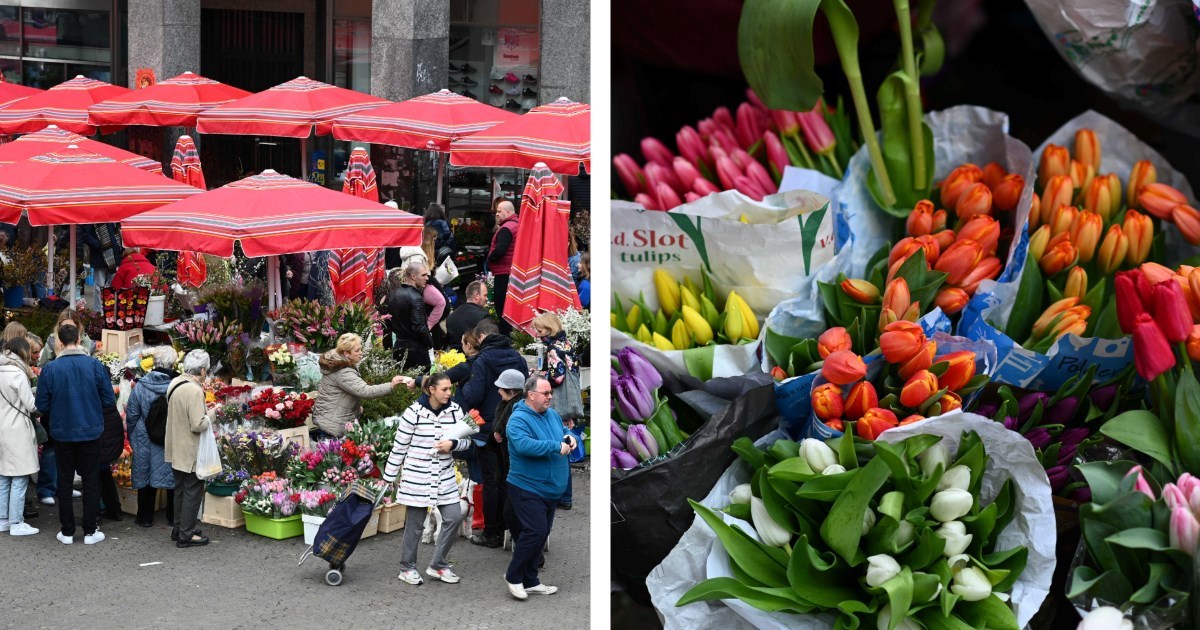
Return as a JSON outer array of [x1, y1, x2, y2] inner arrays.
[[0, 75, 131, 135], [328, 148, 386, 304], [196, 76, 387, 138], [0, 80, 42, 109], [170, 135, 208, 288], [502, 164, 581, 333], [331, 89, 516, 151], [450, 97, 590, 175], [87, 71, 252, 128], [0, 125, 161, 173]]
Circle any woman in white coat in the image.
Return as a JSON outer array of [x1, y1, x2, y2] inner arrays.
[[0, 338, 40, 536], [382, 372, 472, 586]]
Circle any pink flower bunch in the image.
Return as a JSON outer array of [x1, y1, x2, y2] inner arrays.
[[1160, 471, 1200, 556]]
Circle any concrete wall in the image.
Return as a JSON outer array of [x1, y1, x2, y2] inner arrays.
[[539, 0, 589, 105]]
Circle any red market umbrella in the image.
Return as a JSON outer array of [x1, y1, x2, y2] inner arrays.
[[0, 81, 42, 109], [502, 163, 581, 333], [450, 97, 590, 175], [196, 76, 388, 178], [86, 71, 252, 128], [332, 89, 518, 203], [0, 125, 161, 173], [0, 75, 131, 135], [328, 147, 386, 304], [170, 135, 208, 288]]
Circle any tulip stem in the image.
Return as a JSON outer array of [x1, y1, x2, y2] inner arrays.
[[893, 0, 926, 190], [916, 0, 936, 32], [787, 133, 816, 170]]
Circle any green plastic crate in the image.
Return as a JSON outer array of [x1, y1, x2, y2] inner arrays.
[[242, 511, 303, 540]]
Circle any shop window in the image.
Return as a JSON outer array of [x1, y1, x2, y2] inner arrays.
[[22, 7, 110, 64]]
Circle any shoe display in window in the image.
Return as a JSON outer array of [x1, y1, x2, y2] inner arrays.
[[523, 74, 538, 84], [488, 84, 502, 95], [505, 85, 520, 96], [460, 63, 475, 73], [460, 76, 477, 86], [504, 99, 521, 110], [522, 87, 537, 98], [460, 89, 477, 100], [448, 76, 461, 86], [489, 68, 504, 81], [449, 62, 460, 72], [504, 72, 519, 83], [522, 98, 537, 111]]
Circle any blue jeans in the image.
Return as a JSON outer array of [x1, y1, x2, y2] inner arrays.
[[505, 482, 557, 588], [0, 475, 29, 525], [36, 446, 57, 499]]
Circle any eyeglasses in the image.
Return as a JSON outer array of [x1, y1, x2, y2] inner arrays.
[[533, 389, 553, 396]]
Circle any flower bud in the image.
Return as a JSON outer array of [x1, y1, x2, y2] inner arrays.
[[1041, 174, 1074, 219], [941, 164, 983, 212], [1154, 279, 1192, 343], [653, 270, 680, 317], [1127, 160, 1156, 210], [937, 391, 964, 413], [1078, 607, 1134, 630], [1083, 174, 1114, 221], [1070, 211, 1103, 263], [676, 125, 710, 171], [750, 496, 792, 548], [1050, 204, 1078, 238], [762, 131, 788, 180], [1028, 224, 1051, 262], [936, 521, 974, 557], [1064, 267, 1088, 301], [841, 278, 881, 304], [857, 408, 899, 441], [671, 319, 692, 350], [627, 424, 659, 461], [934, 287, 969, 315], [930, 488, 973, 522], [900, 370, 939, 409], [818, 327, 852, 359], [957, 215, 1000, 256], [1038, 144, 1070, 185], [918, 443, 950, 478], [800, 438, 838, 472], [931, 209, 948, 232], [889, 237, 923, 269], [1174, 205, 1200, 246], [1029, 192, 1042, 228], [931, 229, 956, 255], [1140, 182, 1188, 220], [951, 566, 993, 602], [1074, 128, 1101, 171], [1095, 225, 1128, 275], [907, 200, 934, 236], [877, 605, 923, 630], [822, 350, 867, 386], [865, 554, 902, 588], [1123, 210, 1153, 266], [1188, 325, 1200, 362], [957, 257, 1003, 296], [822, 464, 847, 475], [680, 305, 713, 345], [1171, 505, 1200, 556], [1070, 159, 1095, 194], [862, 509, 876, 536], [880, 321, 926, 364], [937, 351, 977, 392], [878, 306, 899, 331], [1039, 239, 1078, 277], [613, 153, 646, 197], [955, 182, 993, 220], [844, 381, 878, 421], [729, 484, 752, 505], [938, 465, 972, 492], [992, 173, 1024, 212], [883, 278, 911, 317], [896, 521, 915, 548], [1032, 297, 1081, 339]]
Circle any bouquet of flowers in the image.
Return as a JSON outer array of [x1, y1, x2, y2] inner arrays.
[[111, 436, 132, 487], [209, 468, 250, 487], [175, 318, 244, 357], [558, 306, 591, 353], [217, 429, 300, 477], [266, 344, 295, 374], [234, 471, 299, 519], [436, 349, 466, 370], [452, 219, 490, 247], [97, 352, 124, 385], [343, 419, 395, 474], [245, 388, 315, 430], [298, 488, 339, 517], [269, 299, 385, 352]]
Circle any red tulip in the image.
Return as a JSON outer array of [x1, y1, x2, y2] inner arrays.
[[955, 183, 993, 220], [883, 278, 911, 317], [822, 350, 867, 385], [676, 125, 711, 170], [672, 157, 703, 193], [857, 408, 899, 441], [898, 341, 937, 381], [684, 192, 701, 203], [1115, 270, 1150, 335], [730, 148, 755, 172], [880, 321, 926, 364], [818, 327, 852, 359], [1132, 313, 1176, 381], [713, 106, 735, 133], [1153, 280, 1192, 343], [693, 177, 721, 196], [736, 102, 763, 149], [744, 159, 777, 196], [644, 161, 682, 195], [634, 192, 660, 211], [844, 381, 878, 421], [956, 215, 1000, 256], [733, 175, 766, 201], [899, 414, 925, 426], [812, 383, 844, 421], [931, 209, 948, 233], [983, 162, 1007, 189], [797, 110, 835, 155], [957, 257, 1003, 296], [715, 155, 741, 190], [770, 109, 800, 136], [915, 235, 942, 267], [824, 419, 845, 432], [941, 164, 983, 212], [935, 240, 984, 286], [938, 350, 977, 391], [656, 183, 683, 211]]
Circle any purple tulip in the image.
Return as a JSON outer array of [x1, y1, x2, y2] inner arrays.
[[1002, 416, 1019, 432], [1068, 486, 1091, 502], [1045, 396, 1080, 424], [1089, 384, 1119, 412], [1059, 427, 1091, 449], [1018, 392, 1049, 422], [1025, 428, 1053, 450], [1046, 465, 1070, 491], [611, 366, 619, 383], [614, 374, 655, 421], [611, 420, 628, 450], [627, 424, 659, 461], [611, 448, 639, 469], [976, 402, 999, 419], [618, 347, 663, 391]]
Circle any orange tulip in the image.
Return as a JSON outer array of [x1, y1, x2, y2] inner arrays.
[[955, 182, 993, 220], [1142, 262, 1175, 286], [844, 381, 878, 421], [1039, 144, 1070, 185], [1181, 280, 1200, 323], [1070, 211, 1104, 263], [824, 419, 845, 432], [1189, 269, 1200, 321], [1128, 160, 1156, 210], [899, 414, 925, 426], [1028, 225, 1051, 262], [957, 215, 1000, 256], [1173, 205, 1200, 246], [878, 306, 899, 331], [941, 164, 984, 211], [935, 240, 984, 286], [915, 235, 942, 267], [1074, 129, 1101, 171], [770, 366, 788, 382], [1064, 266, 1088, 301], [1069, 160, 1095, 196], [931, 230, 955, 255], [1123, 210, 1153, 266], [958, 257, 1003, 295], [938, 350, 978, 391], [812, 383, 844, 421], [1188, 325, 1200, 362], [898, 341, 937, 381], [1083, 176, 1116, 221], [889, 237, 925, 269], [1032, 297, 1079, 339], [856, 407, 899, 441], [900, 370, 939, 408], [1041, 175, 1074, 219], [1039, 239, 1078, 277], [936, 391, 964, 414], [1029, 193, 1042, 229], [841, 278, 880, 304], [822, 350, 867, 385], [931, 209, 948, 232], [817, 327, 852, 359], [880, 321, 926, 364], [1140, 183, 1188, 221], [883, 278, 911, 317], [1049, 309, 1089, 340], [935, 287, 970, 315], [907, 200, 935, 237], [1050, 204, 1078, 238], [1096, 225, 1128, 275], [992, 173, 1024, 213], [983, 162, 1007, 189]]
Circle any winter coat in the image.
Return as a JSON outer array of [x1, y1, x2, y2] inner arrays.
[[505, 400, 568, 500], [125, 369, 177, 489], [427, 218, 455, 254], [99, 404, 124, 464], [456, 333, 529, 432], [35, 347, 114, 442], [487, 215, 519, 275], [163, 375, 209, 474], [0, 355, 38, 476], [445, 303, 489, 351], [110, 252, 156, 290], [312, 351, 393, 437], [38, 332, 95, 367], [381, 395, 471, 508], [540, 331, 579, 386], [385, 284, 433, 350]]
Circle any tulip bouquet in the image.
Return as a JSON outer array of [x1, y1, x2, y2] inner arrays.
[[613, 268, 761, 353], [678, 428, 1031, 629], [611, 347, 688, 469]]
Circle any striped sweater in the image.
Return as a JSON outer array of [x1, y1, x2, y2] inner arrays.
[[382, 396, 472, 508]]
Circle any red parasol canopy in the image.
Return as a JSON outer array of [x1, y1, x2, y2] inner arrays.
[[195, 76, 388, 138], [502, 164, 581, 333], [120, 169, 423, 257], [450, 97, 590, 175], [87, 71, 252, 128], [0, 81, 42, 109], [0, 75, 131, 135], [0, 145, 202, 226], [328, 148, 386, 304], [170, 135, 208, 288], [331, 89, 517, 151], [0, 125, 161, 173]]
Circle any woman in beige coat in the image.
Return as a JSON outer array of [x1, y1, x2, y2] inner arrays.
[[312, 333, 413, 438], [0, 338, 40, 536], [163, 349, 212, 548]]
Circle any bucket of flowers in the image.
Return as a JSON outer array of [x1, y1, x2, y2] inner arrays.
[[246, 387, 315, 431], [300, 488, 339, 545], [234, 471, 302, 540], [266, 343, 298, 388]]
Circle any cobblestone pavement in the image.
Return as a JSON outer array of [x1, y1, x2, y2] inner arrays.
[[0, 469, 590, 630]]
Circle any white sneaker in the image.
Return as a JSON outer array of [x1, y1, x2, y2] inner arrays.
[[0, 520, 8, 532], [72, 490, 82, 498], [84, 530, 105, 545], [39, 497, 55, 506], [9, 522, 38, 536], [397, 569, 423, 585], [56, 531, 73, 544], [525, 583, 558, 595], [426, 567, 461, 584], [506, 578, 527, 600]]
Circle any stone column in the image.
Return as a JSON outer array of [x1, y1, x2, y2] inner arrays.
[[539, 0, 590, 105], [371, 0, 449, 211], [127, 0, 202, 169]]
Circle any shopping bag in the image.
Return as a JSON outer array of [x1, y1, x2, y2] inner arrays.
[[194, 424, 222, 481], [551, 370, 585, 420], [435, 256, 459, 285]]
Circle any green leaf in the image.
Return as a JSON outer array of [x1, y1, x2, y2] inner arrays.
[[836, 433, 859, 469], [1004, 250, 1043, 342], [770, 456, 819, 482], [956, 594, 1019, 630], [866, 71, 935, 215], [765, 327, 804, 372], [979, 546, 1027, 592], [1175, 361, 1200, 474], [899, 526, 947, 573], [732, 437, 767, 471], [1066, 566, 1134, 609], [821, 457, 892, 565], [768, 439, 802, 464], [1105, 527, 1174, 552], [677, 576, 815, 613], [987, 479, 1016, 550], [1100, 410, 1177, 474], [1129, 562, 1172, 605], [917, 26, 945, 76], [737, 0, 824, 111], [758, 469, 800, 533], [916, 609, 975, 630], [820, 280, 847, 324], [880, 567, 915, 630], [787, 535, 862, 607], [689, 500, 789, 586], [795, 469, 861, 502], [1076, 461, 1139, 506]]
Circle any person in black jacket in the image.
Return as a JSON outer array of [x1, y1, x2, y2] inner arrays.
[[445, 281, 491, 352], [385, 262, 434, 371], [79, 222, 123, 311], [97, 403, 124, 522], [424, 203, 456, 254]]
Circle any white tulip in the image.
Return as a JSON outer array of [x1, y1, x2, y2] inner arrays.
[[862, 509, 876, 536], [822, 464, 847, 475], [865, 554, 902, 588], [937, 465, 971, 492], [1077, 606, 1133, 630], [950, 566, 992, 602], [896, 520, 915, 547], [930, 488, 973, 522], [750, 497, 792, 548], [876, 604, 922, 630], [936, 521, 974, 557], [800, 438, 838, 472], [729, 484, 752, 505], [918, 443, 950, 478]]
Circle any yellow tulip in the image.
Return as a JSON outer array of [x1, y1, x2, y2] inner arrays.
[[651, 332, 675, 351], [654, 269, 680, 317], [653, 310, 670, 336], [635, 324, 653, 345], [700, 295, 721, 328], [625, 304, 643, 333], [671, 319, 692, 350], [681, 305, 714, 345], [727, 291, 759, 340], [610, 312, 617, 328], [725, 302, 745, 343], [680, 284, 700, 312]]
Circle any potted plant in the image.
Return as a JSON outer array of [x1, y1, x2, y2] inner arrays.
[[0, 246, 46, 307], [266, 344, 298, 388]]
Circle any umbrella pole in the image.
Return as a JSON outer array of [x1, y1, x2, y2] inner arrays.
[[437, 152, 444, 205], [46, 228, 54, 295], [69, 225, 77, 307], [301, 137, 308, 181]]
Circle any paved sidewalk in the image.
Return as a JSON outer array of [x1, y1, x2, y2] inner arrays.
[[0, 470, 589, 630]]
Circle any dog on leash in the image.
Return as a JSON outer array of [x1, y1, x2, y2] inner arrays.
[[422, 476, 475, 543]]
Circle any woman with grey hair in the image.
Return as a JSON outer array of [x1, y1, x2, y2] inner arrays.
[[163, 349, 212, 547], [124, 346, 181, 527]]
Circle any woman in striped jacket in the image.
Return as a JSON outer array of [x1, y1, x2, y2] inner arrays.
[[383, 372, 472, 586]]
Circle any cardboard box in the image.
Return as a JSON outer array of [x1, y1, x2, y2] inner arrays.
[[378, 504, 407, 533], [359, 506, 382, 539], [117, 486, 164, 515], [101, 328, 144, 358], [201, 493, 245, 529]]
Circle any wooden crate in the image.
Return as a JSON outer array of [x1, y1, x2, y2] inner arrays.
[[378, 504, 407, 533], [100, 328, 144, 358], [276, 426, 310, 452], [117, 486, 165, 515], [360, 506, 382, 539], [201, 493, 245, 529]]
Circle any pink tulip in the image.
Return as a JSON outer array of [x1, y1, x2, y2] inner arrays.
[[763, 131, 788, 180], [1178, 473, 1200, 497], [640, 137, 675, 167], [798, 110, 836, 155], [771, 110, 800, 136], [1163, 483, 1188, 510], [712, 128, 739, 154], [672, 157, 703, 193], [734, 175, 767, 201], [693, 177, 720, 196], [684, 192, 701, 203], [731, 148, 754, 172], [713, 106, 735, 133], [1124, 466, 1156, 500], [745, 89, 766, 112], [715, 155, 741, 191], [744, 159, 776, 196], [736, 103, 763, 149], [676, 126, 710, 170], [634, 192, 659, 211], [644, 161, 683, 195], [656, 182, 683, 211], [1170, 506, 1200, 556], [613, 153, 645, 197], [698, 118, 717, 140]]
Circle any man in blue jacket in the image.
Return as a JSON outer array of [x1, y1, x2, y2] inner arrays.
[[503, 375, 575, 600], [35, 324, 115, 545], [459, 318, 528, 548]]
